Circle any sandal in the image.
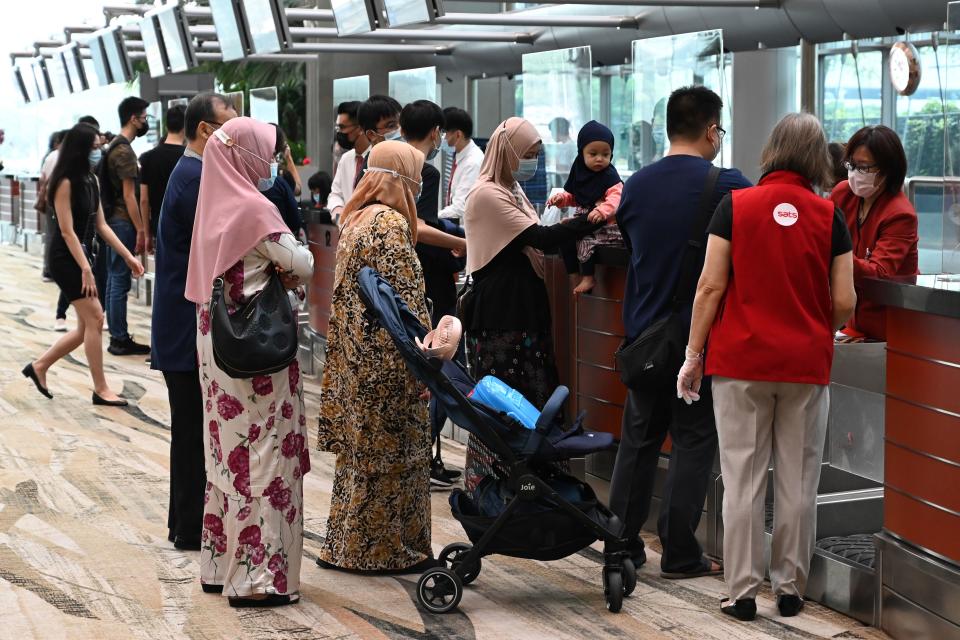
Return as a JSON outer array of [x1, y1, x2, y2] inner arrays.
[[416, 316, 462, 361]]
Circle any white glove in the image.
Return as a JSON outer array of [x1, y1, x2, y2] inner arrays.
[[676, 346, 704, 405]]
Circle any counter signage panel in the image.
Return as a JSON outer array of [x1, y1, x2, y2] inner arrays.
[[382, 0, 440, 28], [101, 28, 132, 84], [31, 57, 51, 100], [87, 33, 111, 86], [63, 42, 88, 92], [11, 66, 31, 104], [331, 0, 376, 36], [140, 14, 168, 77], [47, 50, 72, 96], [241, 0, 289, 54], [157, 5, 196, 73], [210, 0, 248, 62]]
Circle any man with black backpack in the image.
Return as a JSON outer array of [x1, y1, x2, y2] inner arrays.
[[611, 86, 751, 578], [99, 97, 151, 356]]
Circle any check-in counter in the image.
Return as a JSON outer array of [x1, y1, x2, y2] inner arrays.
[[858, 275, 960, 640], [302, 219, 339, 376]]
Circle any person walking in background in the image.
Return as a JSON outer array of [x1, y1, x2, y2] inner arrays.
[[152, 93, 237, 552], [830, 125, 918, 341], [461, 117, 602, 491], [101, 96, 151, 356], [185, 117, 313, 607], [439, 107, 484, 223], [316, 141, 436, 573], [38, 128, 70, 330], [678, 113, 856, 621], [610, 86, 751, 576], [547, 120, 624, 295], [327, 101, 369, 220], [22, 123, 144, 406], [139, 104, 186, 254]]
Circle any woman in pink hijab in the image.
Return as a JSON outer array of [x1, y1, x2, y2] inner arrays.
[[185, 117, 314, 608]]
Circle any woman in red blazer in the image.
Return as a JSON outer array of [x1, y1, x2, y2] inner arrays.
[[830, 125, 919, 340]]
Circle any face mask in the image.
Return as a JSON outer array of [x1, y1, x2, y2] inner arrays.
[[709, 128, 721, 161], [848, 170, 880, 199], [426, 137, 440, 162], [136, 122, 149, 138], [440, 139, 455, 155], [383, 128, 403, 142], [88, 149, 102, 169], [335, 131, 354, 151], [513, 158, 539, 182], [312, 193, 321, 204]]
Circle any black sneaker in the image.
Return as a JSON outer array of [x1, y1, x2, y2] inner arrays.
[[777, 594, 804, 617], [430, 465, 454, 489], [432, 458, 462, 481], [108, 336, 151, 356]]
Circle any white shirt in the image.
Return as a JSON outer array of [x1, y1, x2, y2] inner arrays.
[[40, 149, 59, 180], [327, 148, 364, 214], [439, 139, 484, 220]]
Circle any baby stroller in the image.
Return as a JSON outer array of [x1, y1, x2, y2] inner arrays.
[[356, 267, 638, 614]]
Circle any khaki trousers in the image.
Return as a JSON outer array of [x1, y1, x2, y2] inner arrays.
[[712, 377, 829, 601]]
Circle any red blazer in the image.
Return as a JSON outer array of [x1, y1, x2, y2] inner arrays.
[[830, 181, 919, 340]]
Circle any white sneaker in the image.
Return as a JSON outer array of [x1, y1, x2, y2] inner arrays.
[[54, 318, 68, 332]]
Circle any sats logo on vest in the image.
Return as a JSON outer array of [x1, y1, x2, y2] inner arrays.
[[772, 202, 799, 227]]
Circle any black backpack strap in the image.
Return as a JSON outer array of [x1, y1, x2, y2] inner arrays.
[[671, 165, 721, 311]]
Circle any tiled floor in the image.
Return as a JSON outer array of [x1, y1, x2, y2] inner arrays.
[[0, 246, 890, 639]]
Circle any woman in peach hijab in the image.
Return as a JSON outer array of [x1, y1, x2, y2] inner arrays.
[[461, 117, 601, 491], [316, 141, 436, 573], [186, 117, 314, 608]]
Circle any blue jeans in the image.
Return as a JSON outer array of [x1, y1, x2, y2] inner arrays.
[[106, 217, 136, 340]]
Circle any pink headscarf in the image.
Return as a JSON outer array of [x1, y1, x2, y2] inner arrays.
[[185, 117, 290, 303]]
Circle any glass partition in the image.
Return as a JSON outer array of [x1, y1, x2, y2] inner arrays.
[[225, 90, 245, 117], [944, 4, 960, 273], [631, 30, 728, 169], [522, 46, 592, 190], [250, 86, 279, 124], [333, 75, 369, 107], [819, 45, 883, 143], [388, 66, 437, 107]]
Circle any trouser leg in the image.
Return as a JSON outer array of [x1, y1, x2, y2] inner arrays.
[[559, 240, 580, 275], [580, 253, 597, 277], [607, 386, 669, 549], [713, 377, 776, 601], [657, 377, 718, 572], [163, 369, 207, 543], [769, 382, 829, 598]]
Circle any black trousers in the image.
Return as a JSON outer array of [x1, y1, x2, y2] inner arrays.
[[559, 240, 596, 277], [607, 377, 718, 572], [162, 370, 207, 543]]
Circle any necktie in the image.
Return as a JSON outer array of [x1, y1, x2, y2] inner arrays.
[[352, 154, 364, 190], [446, 156, 458, 207]]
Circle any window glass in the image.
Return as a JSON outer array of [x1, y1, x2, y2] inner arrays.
[[389, 67, 437, 107], [333, 75, 369, 108], [820, 50, 883, 143]]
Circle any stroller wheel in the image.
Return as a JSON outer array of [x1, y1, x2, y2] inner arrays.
[[603, 568, 624, 613], [416, 567, 463, 614], [622, 558, 637, 597], [439, 542, 482, 585]]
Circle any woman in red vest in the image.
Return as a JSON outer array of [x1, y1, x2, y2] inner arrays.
[[676, 113, 857, 622], [830, 125, 919, 340]]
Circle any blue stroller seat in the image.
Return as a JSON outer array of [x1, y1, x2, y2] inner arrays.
[[356, 267, 635, 615]]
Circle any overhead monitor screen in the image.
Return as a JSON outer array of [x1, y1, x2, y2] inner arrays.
[[87, 34, 111, 86], [250, 86, 279, 124], [31, 57, 51, 100], [63, 42, 88, 92], [157, 5, 195, 73], [140, 14, 167, 77], [102, 27, 132, 84], [241, 0, 287, 54], [210, 0, 247, 62], [46, 50, 72, 96], [382, 0, 441, 28], [331, 0, 375, 36], [11, 66, 31, 104]]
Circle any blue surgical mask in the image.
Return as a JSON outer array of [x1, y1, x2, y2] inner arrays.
[[513, 158, 539, 182], [257, 162, 279, 191], [88, 148, 102, 169], [312, 193, 321, 204], [426, 145, 440, 162], [384, 128, 403, 142], [440, 140, 455, 155]]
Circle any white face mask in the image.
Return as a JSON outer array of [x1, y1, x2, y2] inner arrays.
[[848, 170, 880, 199]]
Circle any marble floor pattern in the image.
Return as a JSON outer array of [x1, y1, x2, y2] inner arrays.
[[0, 245, 891, 640]]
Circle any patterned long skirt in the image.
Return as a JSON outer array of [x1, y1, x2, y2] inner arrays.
[[464, 329, 562, 491], [200, 479, 304, 598]]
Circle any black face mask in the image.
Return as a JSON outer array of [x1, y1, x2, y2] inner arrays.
[[136, 122, 149, 138], [335, 131, 354, 151]]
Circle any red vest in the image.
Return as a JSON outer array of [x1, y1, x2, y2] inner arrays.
[[705, 171, 835, 385]]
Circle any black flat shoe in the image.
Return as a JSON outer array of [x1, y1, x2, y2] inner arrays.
[[92, 392, 128, 407], [201, 583, 223, 594], [721, 598, 757, 621], [228, 593, 299, 608], [777, 594, 804, 617], [22, 363, 53, 399], [174, 536, 201, 551]]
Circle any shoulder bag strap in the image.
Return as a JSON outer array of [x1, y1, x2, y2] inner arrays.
[[670, 165, 721, 311]]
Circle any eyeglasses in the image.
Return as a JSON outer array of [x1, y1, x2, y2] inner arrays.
[[374, 122, 400, 134], [335, 122, 357, 133], [715, 125, 726, 141], [843, 160, 879, 175]]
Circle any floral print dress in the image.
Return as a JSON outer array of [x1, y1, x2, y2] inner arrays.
[[196, 232, 314, 598], [316, 208, 433, 571]]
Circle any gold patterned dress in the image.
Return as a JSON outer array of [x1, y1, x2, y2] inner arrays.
[[316, 208, 433, 571]]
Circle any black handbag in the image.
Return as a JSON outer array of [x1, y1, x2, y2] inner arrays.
[[210, 268, 298, 379], [614, 166, 721, 389], [456, 274, 474, 326]]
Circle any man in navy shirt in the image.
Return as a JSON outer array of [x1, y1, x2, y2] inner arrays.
[[151, 93, 237, 550], [612, 86, 751, 576]]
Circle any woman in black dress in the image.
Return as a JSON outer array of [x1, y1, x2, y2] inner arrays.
[[22, 123, 144, 405]]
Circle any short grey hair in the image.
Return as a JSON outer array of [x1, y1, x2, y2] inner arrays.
[[759, 112, 832, 188]]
